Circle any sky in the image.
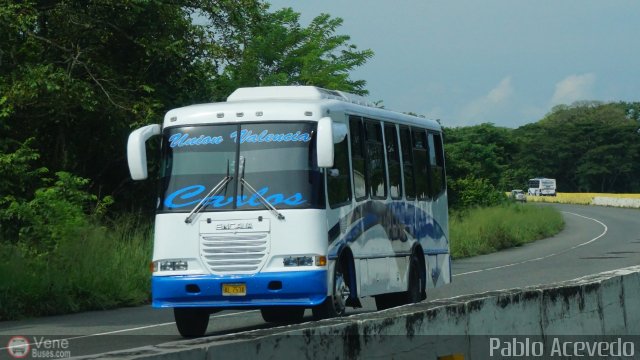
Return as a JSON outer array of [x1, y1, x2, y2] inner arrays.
[[265, 0, 640, 128]]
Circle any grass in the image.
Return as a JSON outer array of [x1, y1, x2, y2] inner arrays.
[[450, 203, 565, 259], [0, 216, 152, 320]]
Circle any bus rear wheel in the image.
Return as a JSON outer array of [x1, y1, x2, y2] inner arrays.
[[374, 253, 425, 310], [260, 307, 305, 323], [406, 254, 426, 303], [312, 258, 350, 319], [174, 308, 210, 338]]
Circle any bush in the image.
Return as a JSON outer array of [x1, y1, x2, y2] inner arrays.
[[0, 165, 150, 320], [1, 172, 112, 254], [0, 216, 151, 320], [448, 176, 507, 210]]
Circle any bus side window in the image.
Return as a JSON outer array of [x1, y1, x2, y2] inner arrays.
[[384, 124, 402, 199], [412, 128, 431, 200], [328, 126, 352, 208], [365, 119, 387, 199], [349, 116, 367, 200], [428, 132, 446, 195], [399, 126, 416, 200]]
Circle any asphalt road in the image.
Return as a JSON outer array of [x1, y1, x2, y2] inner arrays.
[[1, 203, 638, 358]]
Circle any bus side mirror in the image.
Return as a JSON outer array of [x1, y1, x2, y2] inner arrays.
[[317, 117, 334, 168], [127, 124, 161, 180], [317, 118, 347, 168]]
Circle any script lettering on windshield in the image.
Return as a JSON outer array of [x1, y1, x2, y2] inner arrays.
[[169, 129, 311, 148], [165, 185, 306, 209]]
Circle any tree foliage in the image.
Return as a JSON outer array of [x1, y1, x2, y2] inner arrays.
[[513, 102, 640, 192], [0, 1, 271, 199], [0, 0, 373, 248], [445, 101, 640, 209], [218, 7, 373, 95]]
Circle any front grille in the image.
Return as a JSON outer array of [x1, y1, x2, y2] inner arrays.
[[200, 233, 269, 273]]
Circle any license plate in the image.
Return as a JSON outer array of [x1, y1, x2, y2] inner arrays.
[[222, 283, 246, 296]]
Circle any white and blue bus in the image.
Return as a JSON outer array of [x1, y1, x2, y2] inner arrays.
[[528, 177, 557, 196], [127, 86, 450, 337]]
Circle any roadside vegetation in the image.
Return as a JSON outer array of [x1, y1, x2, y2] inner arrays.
[[0, 208, 151, 320], [450, 204, 565, 259], [447, 175, 565, 259]]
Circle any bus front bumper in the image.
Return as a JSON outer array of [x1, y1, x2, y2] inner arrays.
[[151, 270, 327, 308]]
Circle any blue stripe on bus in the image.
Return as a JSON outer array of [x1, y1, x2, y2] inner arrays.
[[328, 201, 448, 258]]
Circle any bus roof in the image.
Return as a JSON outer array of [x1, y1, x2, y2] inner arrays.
[[163, 86, 441, 131], [227, 86, 374, 106]]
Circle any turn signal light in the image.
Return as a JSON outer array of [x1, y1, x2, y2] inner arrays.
[[315, 256, 327, 267]]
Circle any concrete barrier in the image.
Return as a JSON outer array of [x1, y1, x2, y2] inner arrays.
[[592, 197, 640, 208], [78, 266, 640, 360]]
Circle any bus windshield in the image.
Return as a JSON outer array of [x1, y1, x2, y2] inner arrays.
[[159, 122, 324, 213]]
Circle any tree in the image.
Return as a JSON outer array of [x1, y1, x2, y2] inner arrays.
[[513, 102, 640, 193], [1, 1, 267, 203], [444, 102, 640, 206], [218, 7, 374, 95], [444, 123, 517, 187], [443, 123, 517, 208], [1, 1, 373, 214]]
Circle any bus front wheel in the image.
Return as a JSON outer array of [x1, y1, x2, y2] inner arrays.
[[174, 308, 210, 338], [312, 257, 350, 319]]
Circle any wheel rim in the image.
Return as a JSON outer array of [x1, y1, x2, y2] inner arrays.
[[333, 271, 349, 314]]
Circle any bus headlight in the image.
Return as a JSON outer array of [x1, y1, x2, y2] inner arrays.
[[282, 256, 327, 267], [283, 256, 313, 267], [153, 260, 189, 272]]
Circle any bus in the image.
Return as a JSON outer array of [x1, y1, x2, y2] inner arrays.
[[127, 86, 451, 337], [527, 177, 557, 196]]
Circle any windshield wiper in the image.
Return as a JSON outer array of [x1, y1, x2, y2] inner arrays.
[[185, 160, 232, 224], [239, 156, 285, 220]]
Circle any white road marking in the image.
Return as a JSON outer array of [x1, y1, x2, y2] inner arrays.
[[452, 211, 608, 277], [0, 310, 260, 350]]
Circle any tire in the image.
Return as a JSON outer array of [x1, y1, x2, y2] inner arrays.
[[406, 254, 426, 303], [174, 308, 210, 338], [374, 253, 425, 311], [312, 256, 351, 320], [374, 292, 404, 311], [260, 307, 305, 323]]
